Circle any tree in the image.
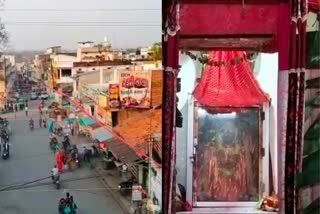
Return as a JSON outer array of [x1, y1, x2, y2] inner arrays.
[[0, 1, 8, 51], [150, 42, 161, 61]]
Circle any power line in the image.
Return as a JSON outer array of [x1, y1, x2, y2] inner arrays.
[[4, 21, 159, 24], [4, 23, 159, 27], [0, 8, 160, 12]]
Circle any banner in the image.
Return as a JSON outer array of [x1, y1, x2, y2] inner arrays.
[[98, 95, 107, 108], [108, 84, 120, 109], [95, 105, 112, 126], [119, 70, 152, 108]]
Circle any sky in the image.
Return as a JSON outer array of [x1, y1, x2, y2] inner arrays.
[[0, 0, 161, 51]]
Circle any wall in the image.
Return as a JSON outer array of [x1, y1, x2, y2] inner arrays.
[[254, 53, 279, 193], [176, 52, 202, 187]]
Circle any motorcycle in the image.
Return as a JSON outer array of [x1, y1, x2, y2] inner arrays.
[[118, 178, 135, 196], [58, 199, 77, 214], [2, 143, 10, 160], [55, 127, 63, 136], [29, 122, 34, 131]]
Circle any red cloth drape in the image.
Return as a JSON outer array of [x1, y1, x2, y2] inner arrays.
[[193, 51, 269, 107], [284, 0, 307, 213], [309, 0, 320, 12], [162, 1, 180, 213]]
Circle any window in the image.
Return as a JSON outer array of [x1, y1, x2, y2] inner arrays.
[[61, 69, 72, 77]]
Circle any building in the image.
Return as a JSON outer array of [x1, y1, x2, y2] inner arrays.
[[4, 55, 15, 66], [33, 54, 51, 81], [72, 60, 133, 100], [49, 53, 77, 90], [0, 54, 6, 108], [76, 38, 123, 62]]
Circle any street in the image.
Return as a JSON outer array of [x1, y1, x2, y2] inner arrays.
[[0, 99, 125, 213]]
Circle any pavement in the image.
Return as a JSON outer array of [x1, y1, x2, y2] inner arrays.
[[0, 88, 127, 213]]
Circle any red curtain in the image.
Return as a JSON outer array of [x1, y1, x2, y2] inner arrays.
[[162, 1, 180, 214], [193, 51, 270, 108]]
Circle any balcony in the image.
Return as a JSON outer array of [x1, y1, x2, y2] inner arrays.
[[56, 76, 74, 84]]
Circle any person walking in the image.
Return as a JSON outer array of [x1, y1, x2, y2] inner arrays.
[[43, 117, 47, 128], [25, 106, 28, 117], [39, 117, 42, 128], [70, 122, 74, 136]]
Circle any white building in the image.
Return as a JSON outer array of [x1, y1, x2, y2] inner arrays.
[[52, 54, 77, 85], [72, 61, 133, 99], [4, 55, 15, 66], [76, 39, 122, 62]]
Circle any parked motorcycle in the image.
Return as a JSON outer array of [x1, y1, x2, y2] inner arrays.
[[118, 178, 135, 196]]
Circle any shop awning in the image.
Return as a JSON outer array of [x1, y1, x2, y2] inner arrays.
[[193, 51, 270, 108], [106, 138, 141, 164], [78, 116, 95, 126], [64, 117, 75, 123], [92, 127, 113, 142]]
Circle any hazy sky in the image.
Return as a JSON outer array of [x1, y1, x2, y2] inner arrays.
[[1, 0, 161, 51]]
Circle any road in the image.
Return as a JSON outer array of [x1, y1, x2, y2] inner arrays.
[[0, 77, 125, 213]]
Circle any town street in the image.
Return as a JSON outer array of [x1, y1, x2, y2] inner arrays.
[[0, 102, 125, 214]]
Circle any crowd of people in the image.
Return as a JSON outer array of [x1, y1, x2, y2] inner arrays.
[[59, 192, 78, 214]]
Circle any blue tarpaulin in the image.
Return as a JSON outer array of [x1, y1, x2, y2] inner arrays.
[[78, 116, 95, 126], [92, 127, 113, 142]]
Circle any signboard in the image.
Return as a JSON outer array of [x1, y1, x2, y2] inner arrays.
[[108, 84, 120, 109], [119, 70, 152, 108], [132, 185, 143, 201], [98, 95, 107, 108], [95, 105, 112, 126]]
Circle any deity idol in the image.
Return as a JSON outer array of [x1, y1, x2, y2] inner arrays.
[[196, 119, 259, 201]]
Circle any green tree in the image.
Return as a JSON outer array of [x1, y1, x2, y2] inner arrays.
[[150, 42, 161, 61], [0, 1, 8, 51]]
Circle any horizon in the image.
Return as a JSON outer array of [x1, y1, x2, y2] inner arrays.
[[1, 0, 161, 50]]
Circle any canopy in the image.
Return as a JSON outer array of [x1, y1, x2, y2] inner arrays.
[[64, 117, 75, 123], [193, 51, 270, 108], [78, 116, 95, 126], [92, 127, 113, 142], [106, 138, 141, 164]]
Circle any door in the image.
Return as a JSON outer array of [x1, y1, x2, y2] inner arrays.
[[193, 105, 263, 207]]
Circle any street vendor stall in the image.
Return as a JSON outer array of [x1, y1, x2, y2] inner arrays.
[[77, 116, 98, 138]]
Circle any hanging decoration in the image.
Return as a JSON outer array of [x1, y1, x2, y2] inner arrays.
[[193, 50, 270, 108], [181, 50, 247, 67]]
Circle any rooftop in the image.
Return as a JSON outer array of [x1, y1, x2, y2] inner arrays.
[[73, 60, 132, 67]]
